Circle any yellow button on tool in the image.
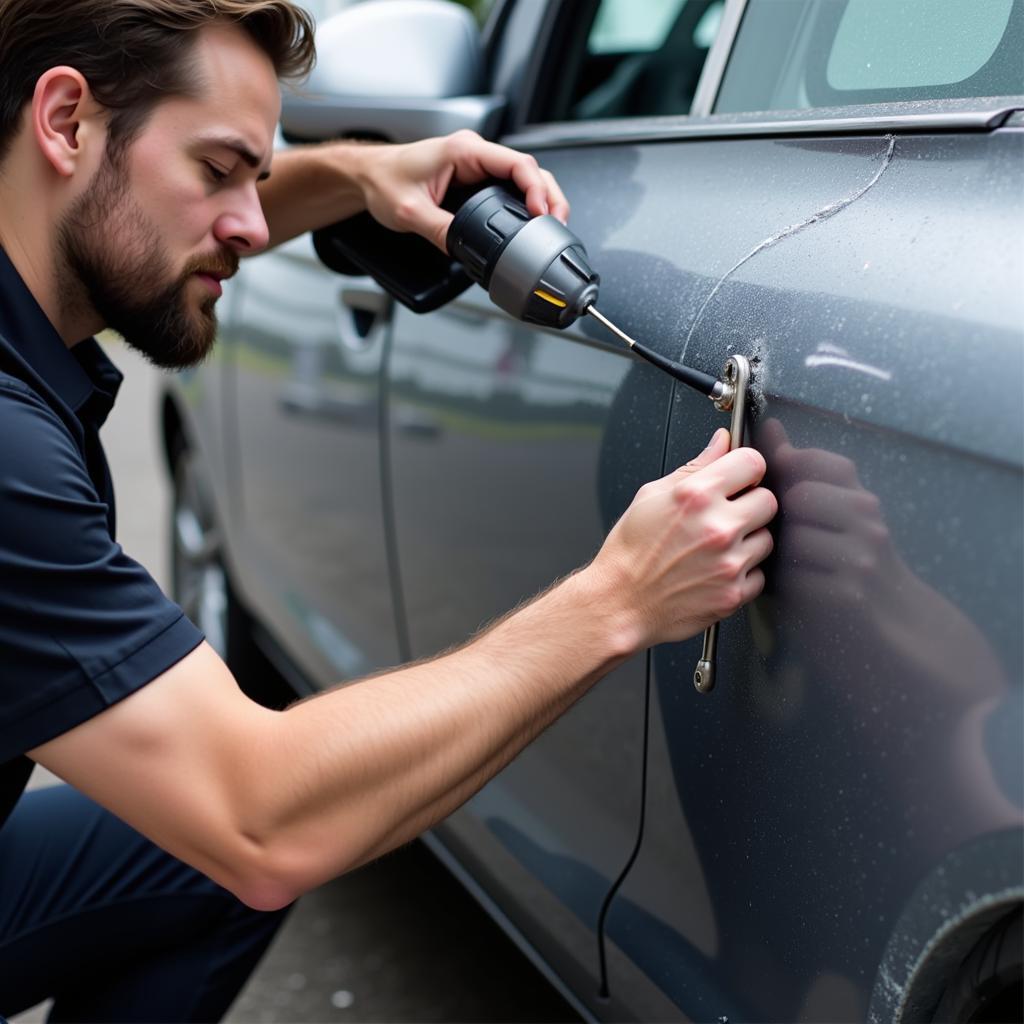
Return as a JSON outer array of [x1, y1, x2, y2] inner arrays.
[[533, 289, 567, 308]]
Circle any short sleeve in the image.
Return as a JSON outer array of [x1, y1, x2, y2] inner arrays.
[[0, 378, 203, 761]]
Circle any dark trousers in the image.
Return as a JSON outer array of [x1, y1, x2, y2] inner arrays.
[[0, 784, 290, 1022]]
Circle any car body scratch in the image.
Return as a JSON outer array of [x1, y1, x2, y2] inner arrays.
[[682, 134, 897, 355]]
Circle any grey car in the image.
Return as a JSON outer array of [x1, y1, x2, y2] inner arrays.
[[160, 0, 1024, 1020]]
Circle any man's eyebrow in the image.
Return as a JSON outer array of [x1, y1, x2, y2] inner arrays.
[[201, 136, 272, 181]]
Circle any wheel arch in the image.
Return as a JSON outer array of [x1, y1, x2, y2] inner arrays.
[[868, 828, 1023, 1023]]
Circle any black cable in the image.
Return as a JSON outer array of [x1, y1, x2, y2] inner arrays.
[[586, 305, 721, 398]]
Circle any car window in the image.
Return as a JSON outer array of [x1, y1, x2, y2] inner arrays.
[[298, 0, 351, 25], [537, 0, 726, 122], [716, 0, 1023, 113], [300, 0, 496, 28]]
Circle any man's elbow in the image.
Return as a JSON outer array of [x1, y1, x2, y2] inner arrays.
[[226, 856, 305, 912], [230, 875, 296, 913], [223, 832, 357, 912]]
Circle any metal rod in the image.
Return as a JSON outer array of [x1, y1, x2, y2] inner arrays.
[[585, 303, 637, 348]]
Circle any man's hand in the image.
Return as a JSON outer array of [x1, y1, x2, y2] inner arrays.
[[354, 129, 570, 252], [592, 427, 777, 649]]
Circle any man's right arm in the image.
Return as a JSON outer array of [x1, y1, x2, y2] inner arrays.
[[31, 429, 775, 910]]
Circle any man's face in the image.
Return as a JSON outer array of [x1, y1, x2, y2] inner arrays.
[[57, 24, 280, 369]]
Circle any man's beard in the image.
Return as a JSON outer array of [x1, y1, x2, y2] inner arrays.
[[56, 155, 238, 370]]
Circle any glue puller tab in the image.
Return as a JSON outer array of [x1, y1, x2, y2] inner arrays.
[[445, 185, 730, 405]]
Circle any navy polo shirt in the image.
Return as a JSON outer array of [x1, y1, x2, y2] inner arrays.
[[0, 246, 204, 828]]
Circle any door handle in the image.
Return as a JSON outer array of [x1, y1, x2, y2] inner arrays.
[[341, 285, 391, 315], [336, 281, 392, 351]]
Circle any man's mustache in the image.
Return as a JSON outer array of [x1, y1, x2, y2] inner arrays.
[[182, 251, 240, 283]]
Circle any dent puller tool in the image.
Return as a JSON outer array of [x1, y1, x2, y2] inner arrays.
[[446, 186, 751, 693]]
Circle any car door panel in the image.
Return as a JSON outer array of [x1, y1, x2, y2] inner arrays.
[[597, 129, 1023, 1020], [226, 236, 402, 687]]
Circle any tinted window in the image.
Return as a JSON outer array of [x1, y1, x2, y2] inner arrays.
[[716, 0, 1023, 113], [539, 0, 725, 122], [299, 0, 350, 24], [302, 0, 497, 27]]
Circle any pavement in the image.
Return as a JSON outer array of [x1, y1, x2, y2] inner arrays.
[[12, 339, 578, 1024]]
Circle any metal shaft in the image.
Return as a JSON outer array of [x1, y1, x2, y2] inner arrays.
[[586, 304, 636, 348], [694, 354, 750, 694]]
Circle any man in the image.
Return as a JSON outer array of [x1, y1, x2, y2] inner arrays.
[[0, 1, 776, 1019]]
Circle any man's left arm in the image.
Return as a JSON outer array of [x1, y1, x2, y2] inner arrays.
[[256, 129, 569, 252]]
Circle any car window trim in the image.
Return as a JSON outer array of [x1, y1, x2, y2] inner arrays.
[[515, 0, 746, 131], [501, 97, 1024, 150], [690, 0, 748, 117], [508, 0, 576, 131]]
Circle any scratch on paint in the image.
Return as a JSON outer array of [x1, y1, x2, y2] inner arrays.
[[682, 135, 897, 354]]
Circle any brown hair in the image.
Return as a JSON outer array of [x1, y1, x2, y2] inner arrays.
[[0, 0, 316, 164]]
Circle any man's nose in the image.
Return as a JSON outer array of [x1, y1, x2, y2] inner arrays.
[[213, 186, 270, 254]]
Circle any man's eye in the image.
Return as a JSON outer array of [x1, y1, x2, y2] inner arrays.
[[204, 162, 229, 183]]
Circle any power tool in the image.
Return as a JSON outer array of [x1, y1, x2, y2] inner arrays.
[[444, 185, 732, 404], [313, 183, 732, 406]]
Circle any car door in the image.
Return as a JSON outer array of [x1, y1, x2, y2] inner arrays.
[[492, 0, 1023, 1019], [225, 230, 402, 688], [382, 0, 727, 1003]]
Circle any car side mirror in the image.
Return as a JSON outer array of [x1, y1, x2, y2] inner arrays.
[[281, 0, 506, 144], [293, 3, 510, 312]]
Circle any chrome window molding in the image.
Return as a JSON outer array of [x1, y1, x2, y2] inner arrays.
[[689, 0, 748, 118], [502, 96, 1024, 150]]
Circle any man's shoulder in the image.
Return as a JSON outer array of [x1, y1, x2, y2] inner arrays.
[[0, 368, 91, 496], [0, 365, 38, 399], [0, 365, 77, 434], [0, 352, 60, 407], [0, 322, 81, 418]]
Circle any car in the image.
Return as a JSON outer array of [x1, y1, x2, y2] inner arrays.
[[160, 0, 1024, 1019]]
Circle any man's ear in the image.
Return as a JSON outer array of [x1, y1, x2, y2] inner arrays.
[[31, 66, 106, 178]]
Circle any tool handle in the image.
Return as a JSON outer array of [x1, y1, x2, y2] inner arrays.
[[693, 355, 750, 694], [694, 623, 718, 693]]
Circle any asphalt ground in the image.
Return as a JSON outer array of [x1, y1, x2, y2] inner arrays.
[[12, 339, 580, 1024]]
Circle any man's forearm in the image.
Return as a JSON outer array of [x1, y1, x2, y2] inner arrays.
[[256, 130, 573, 257], [258, 141, 373, 249], [245, 564, 639, 901]]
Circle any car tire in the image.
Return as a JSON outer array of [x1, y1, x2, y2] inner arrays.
[[932, 906, 1022, 1023], [170, 444, 292, 709]]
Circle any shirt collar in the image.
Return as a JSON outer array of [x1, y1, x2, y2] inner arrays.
[[0, 246, 122, 427]]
